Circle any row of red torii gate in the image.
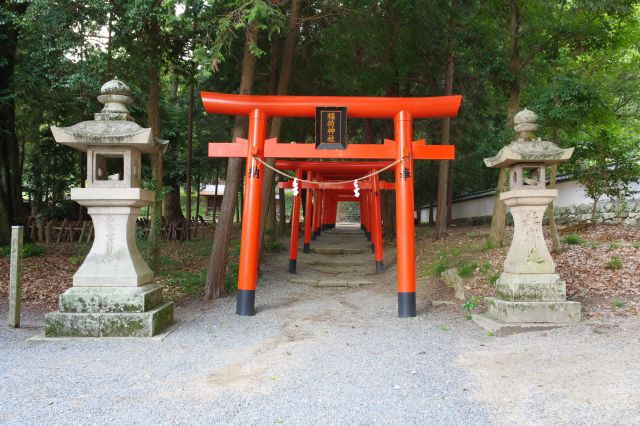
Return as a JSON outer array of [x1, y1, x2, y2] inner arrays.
[[203, 93, 462, 317]]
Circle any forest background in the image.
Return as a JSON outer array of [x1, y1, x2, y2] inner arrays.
[[1, 0, 639, 296]]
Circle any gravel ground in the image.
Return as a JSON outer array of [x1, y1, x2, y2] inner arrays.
[[1, 225, 639, 425]]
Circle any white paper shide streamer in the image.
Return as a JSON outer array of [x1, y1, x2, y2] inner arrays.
[[292, 178, 299, 197], [353, 179, 360, 198]]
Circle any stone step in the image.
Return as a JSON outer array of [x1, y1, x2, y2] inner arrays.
[[45, 301, 175, 337], [484, 297, 581, 324], [289, 278, 375, 288], [59, 284, 163, 313], [310, 247, 368, 255], [313, 266, 368, 275], [301, 259, 369, 267]]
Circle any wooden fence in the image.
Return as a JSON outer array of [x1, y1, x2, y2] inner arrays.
[[27, 216, 208, 244]]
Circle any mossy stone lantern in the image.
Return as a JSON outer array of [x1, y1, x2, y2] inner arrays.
[[474, 109, 581, 334], [45, 78, 174, 337]]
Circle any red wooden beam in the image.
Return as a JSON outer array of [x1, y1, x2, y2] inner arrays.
[[264, 138, 396, 159], [275, 160, 393, 172], [201, 92, 462, 119], [412, 140, 454, 160], [209, 139, 455, 161]]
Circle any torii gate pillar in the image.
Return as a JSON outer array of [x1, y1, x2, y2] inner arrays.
[[236, 109, 267, 315], [395, 111, 416, 317]]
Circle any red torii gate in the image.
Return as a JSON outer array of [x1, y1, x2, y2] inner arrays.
[[276, 161, 395, 274], [202, 92, 461, 317]]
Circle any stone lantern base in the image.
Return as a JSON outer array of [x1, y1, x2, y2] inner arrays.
[[44, 284, 174, 337], [43, 188, 174, 337], [474, 270, 581, 336]]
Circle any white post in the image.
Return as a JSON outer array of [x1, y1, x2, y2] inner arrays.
[[8, 225, 23, 328]]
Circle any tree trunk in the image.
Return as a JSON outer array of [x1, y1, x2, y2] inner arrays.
[[278, 186, 286, 236], [381, 190, 396, 239], [185, 64, 195, 240], [505, 0, 521, 129], [489, 0, 520, 247], [257, 0, 301, 256], [106, 3, 113, 80], [163, 186, 185, 221], [194, 175, 201, 237], [447, 163, 454, 225], [211, 168, 219, 223], [546, 164, 560, 252], [170, 67, 179, 100], [204, 25, 259, 300], [0, 3, 27, 244], [591, 198, 598, 223], [435, 0, 457, 240], [148, 13, 163, 272], [267, 190, 276, 242]]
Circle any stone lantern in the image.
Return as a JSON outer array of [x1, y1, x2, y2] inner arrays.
[[45, 77, 174, 337], [474, 109, 581, 334]]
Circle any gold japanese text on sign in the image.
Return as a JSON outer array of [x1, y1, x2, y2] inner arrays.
[[315, 106, 347, 150]]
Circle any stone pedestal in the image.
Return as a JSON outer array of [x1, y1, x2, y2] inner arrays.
[[45, 188, 174, 337], [473, 190, 581, 335], [45, 285, 173, 337], [70, 188, 154, 287]]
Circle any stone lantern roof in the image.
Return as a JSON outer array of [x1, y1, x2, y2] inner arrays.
[[484, 109, 573, 168], [50, 77, 167, 153]]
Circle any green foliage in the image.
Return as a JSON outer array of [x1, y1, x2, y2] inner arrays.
[[584, 241, 602, 249], [6, 0, 640, 275], [567, 127, 640, 216], [223, 238, 241, 295], [605, 255, 623, 270], [488, 272, 500, 286], [462, 296, 480, 320], [432, 253, 449, 276], [224, 260, 239, 295], [166, 270, 206, 297], [210, 0, 284, 67], [607, 242, 621, 251], [562, 234, 586, 245], [458, 262, 478, 279], [479, 261, 492, 275], [611, 300, 626, 309], [483, 239, 499, 251], [263, 239, 284, 253], [0, 243, 45, 258]]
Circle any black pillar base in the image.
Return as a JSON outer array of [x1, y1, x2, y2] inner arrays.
[[371, 243, 375, 253], [311, 232, 316, 241], [375, 260, 383, 273], [236, 290, 256, 316], [317, 228, 322, 236], [398, 292, 416, 317], [360, 224, 364, 230], [366, 231, 371, 241], [288, 259, 297, 274], [303, 243, 310, 253]]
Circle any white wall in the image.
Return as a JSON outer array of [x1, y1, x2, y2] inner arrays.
[[419, 178, 640, 221]]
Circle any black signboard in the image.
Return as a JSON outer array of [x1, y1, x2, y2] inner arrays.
[[315, 106, 347, 150]]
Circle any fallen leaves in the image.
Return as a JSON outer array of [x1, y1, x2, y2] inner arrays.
[[416, 224, 640, 319]]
